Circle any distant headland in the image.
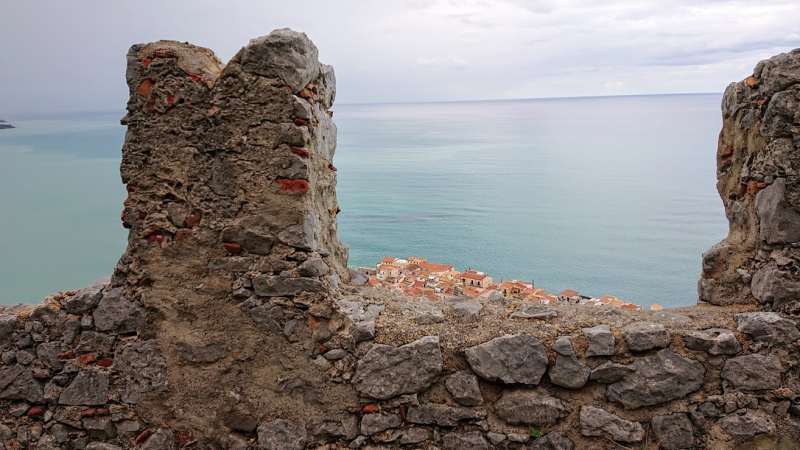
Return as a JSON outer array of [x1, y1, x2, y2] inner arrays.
[[0, 119, 14, 129]]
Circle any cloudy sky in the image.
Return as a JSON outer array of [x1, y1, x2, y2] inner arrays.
[[1, 0, 798, 113]]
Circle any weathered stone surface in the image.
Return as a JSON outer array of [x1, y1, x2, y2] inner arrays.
[[651, 413, 693, 450], [718, 410, 776, 442], [221, 227, 275, 255], [85, 443, 123, 450], [75, 331, 116, 356], [652, 311, 692, 323], [352, 336, 443, 399], [252, 275, 323, 297], [510, 305, 557, 320], [258, 419, 307, 450], [347, 268, 368, 286], [580, 406, 644, 443], [721, 354, 782, 390], [298, 258, 329, 277], [360, 414, 401, 436], [735, 312, 800, 345], [177, 342, 228, 363], [277, 213, 320, 251], [63, 277, 109, 315], [406, 405, 482, 427], [453, 302, 482, 323], [548, 354, 591, 389], [0, 365, 44, 403], [83, 416, 117, 439], [445, 370, 483, 406], [93, 288, 145, 332], [0, 313, 17, 344], [401, 302, 445, 324], [248, 304, 284, 333], [140, 428, 175, 450], [528, 432, 574, 450], [684, 328, 741, 355], [235, 28, 321, 94], [399, 427, 429, 445], [58, 372, 109, 406], [115, 340, 169, 403], [312, 416, 358, 441], [621, 322, 670, 351], [589, 361, 635, 384], [582, 325, 615, 357], [36, 340, 65, 370], [494, 390, 565, 426], [552, 336, 576, 356], [441, 431, 489, 450], [465, 335, 548, 384], [751, 261, 800, 310], [756, 178, 800, 244], [607, 349, 705, 409]]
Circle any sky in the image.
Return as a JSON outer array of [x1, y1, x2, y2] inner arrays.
[[1, 0, 799, 113]]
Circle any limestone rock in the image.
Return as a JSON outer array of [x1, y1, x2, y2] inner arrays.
[[453, 302, 483, 323], [347, 268, 368, 286], [528, 432, 574, 450], [401, 302, 445, 324], [0, 364, 44, 403], [441, 431, 489, 450], [751, 261, 800, 310], [399, 427, 429, 445], [83, 416, 117, 439], [465, 334, 548, 384], [582, 325, 615, 357], [220, 227, 275, 255], [257, 419, 307, 450], [360, 414, 401, 436], [58, 372, 109, 406], [651, 413, 693, 450], [735, 312, 800, 345], [552, 336, 576, 356], [235, 29, 321, 94], [0, 313, 17, 344], [683, 328, 741, 355], [249, 304, 284, 333], [63, 277, 109, 315], [445, 370, 483, 406], [621, 322, 670, 351], [140, 428, 175, 450], [494, 390, 565, 426], [352, 336, 443, 400], [721, 354, 782, 390], [252, 275, 323, 297], [406, 404, 482, 427], [607, 349, 704, 409], [85, 443, 123, 450], [115, 340, 169, 404], [298, 258, 329, 277], [580, 406, 644, 443], [93, 288, 145, 332], [548, 354, 591, 389], [176, 342, 228, 363], [756, 178, 800, 244], [652, 311, 692, 323], [510, 305, 557, 320], [276, 213, 320, 251], [75, 331, 116, 356], [718, 410, 776, 442], [589, 361, 635, 384]]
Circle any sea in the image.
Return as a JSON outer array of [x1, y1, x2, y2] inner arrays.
[[0, 94, 728, 308]]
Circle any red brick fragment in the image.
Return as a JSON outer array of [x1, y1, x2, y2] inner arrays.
[[286, 86, 292, 93], [96, 408, 110, 416], [97, 358, 113, 367], [185, 212, 201, 228], [720, 158, 732, 168], [33, 372, 49, 380], [399, 404, 406, 421], [746, 76, 757, 87], [188, 73, 203, 83], [79, 354, 96, 366], [141, 58, 152, 67], [126, 185, 137, 193], [145, 98, 157, 113], [144, 229, 165, 246], [167, 94, 176, 105], [186, 103, 195, 109], [318, 345, 328, 354], [58, 352, 75, 360], [720, 147, 734, 157], [276, 179, 309, 194], [293, 118, 308, 126], [746, 180, 761, 195], [153, 50, 178, 58], [120, 210, 126, 221], [135, 430, 151, 444], [299, 90, 312, 99], [306, 83, 316, 91], [328, 163, 337, 172], [27, 406, 45, 419], [757, 98, 768, 106], [175, 430, 195, 447], [137, 79, 153, 98], [138, 211, 148, 220], [291, 148, 310, 157], [739, 184, 748, 197], [81, 409, 97, 417], [362, 405, 379, 414], [223, 243, 242, 255]]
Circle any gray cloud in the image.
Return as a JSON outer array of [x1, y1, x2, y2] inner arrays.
[[0, 0, 797, 113]]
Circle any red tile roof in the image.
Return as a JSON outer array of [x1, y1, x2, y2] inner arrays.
[[559, 289, 579, 297], [381, 257, 396, 264], [418, 262, 455, 272], [462, 272, 487, 280]]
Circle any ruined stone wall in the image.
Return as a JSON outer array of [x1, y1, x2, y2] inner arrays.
[[1, 32, 800, 450]]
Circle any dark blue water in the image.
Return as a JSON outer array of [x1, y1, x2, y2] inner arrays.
[[0, 95, 727, 307]]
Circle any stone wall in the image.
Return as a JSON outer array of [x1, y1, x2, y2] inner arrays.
[[1, 31, 800, 450]]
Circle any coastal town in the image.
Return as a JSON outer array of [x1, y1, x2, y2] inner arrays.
[[357, 256, 657, 310]]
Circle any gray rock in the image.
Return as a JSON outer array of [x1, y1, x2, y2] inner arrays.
[[75, 331, 116, 356], [684, 328, 741, 355], [276, 213, 319, 251], [338, 298, 384, 322], [257, 419, 307, 450], [352, 336, 443, 400], [0, 364, 44, 403], [607, 349, 705, 409], [621, 322, 670, 352], [552, 336, 576, 357], [651, 413, 693, 450], [236, 29, 321, 94], [85, 443, 123, 450], [548, 355, 591, 389], [15, 350, 34, 365], [360, 414, 401, 436], [252, 275, 323, 297], [652, 311, 692, 323], [176, 342, 228, 363], [347, 268, 368, 286], [278, 154, 309, 180], [465, 335, 548, 384], [63, 277, 109, 315], [140, 428, 176, 450], [348, 435, 366, 448], [528, 432, 574, 450], [224, 413, 258, 432], [751, 261, 800, 310], [441, 431, 489, 450], [401, 302, 445, 324], [721, 354, 782, 390], [93, 288, 145, 332], [36, 341, 65, 371], [0, 313, 17, 344], [508, 433, 530, 443], [406, 404, 482, 427], [718, 410, 776, 442], [400, 427, 429, 445], [313, 416, 359, 441], [583, 325, 615, 357], [322, 348, 348, 360], [36, 434, 61, 450], [115, 340, 169, 404], [350, 321, 376, 343], [486, 432, 506, 445], [58, 371, 109, 406], [590, 361, 636, 384], [510, 305, 557, 320], [756, 178, 800, 244], [115, 420, 141, 439], [249, 304, 284, 333], [445, 370, 483, 406], [453, 302, 483, 323], [494, 390, 565, 426], [580, 406, 644, 443], [83, 416, 116, 439], [735, 312, 800, 345], [221, 227, 275, 255], [298, 258, 329, 277], [166, 202, 187, 227]]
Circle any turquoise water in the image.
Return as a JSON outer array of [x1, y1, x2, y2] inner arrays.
[[0, 95, 728, 307]]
